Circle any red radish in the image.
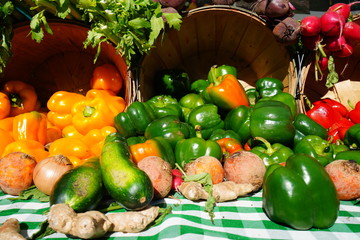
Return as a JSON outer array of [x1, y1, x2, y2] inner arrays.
[[327, 2, 360, 20], [344, 21, 360, 41], [318, 56, 329, 72], [301, 34, 322, 50], [333, 43, 353, 58], [320, 11, 345, 36], [171, 169, 183, 190], [324, 35, 347, 52], [301, 16, 322, 37], [172, 169, 182, 178]]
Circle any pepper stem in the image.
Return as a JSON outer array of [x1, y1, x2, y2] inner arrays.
[[253, 136, 275, 155], [194, 125, 203, 138], [83, 105, 96, 117]]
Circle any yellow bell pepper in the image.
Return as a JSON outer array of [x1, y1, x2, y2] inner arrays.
[[0, 128, 14, 156], [47, 91, 86, 129], [2, 139, 49, 162], [0, 117, 14, 132], [85, 89, 126, 116], [12, 111, 47, 145], [83, 126, 117, 156]]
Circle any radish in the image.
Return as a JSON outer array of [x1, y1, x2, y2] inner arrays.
[[327, 1, 360, 20], [344, 21, 360, 41], [300, 16, 321, 37], [324, 35, 347, 52], [318, 56, 329, 72], [320, 11, 346, 36], [333, 43, 353, 58]]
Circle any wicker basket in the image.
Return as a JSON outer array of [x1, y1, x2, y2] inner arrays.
[[297, 15, 360, 113], [138, 5, 296, 101], [0, 20, 134, 107]]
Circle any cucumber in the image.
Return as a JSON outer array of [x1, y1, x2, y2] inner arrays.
[[100, 132, 153, 210], [50, 157, 103, 212]]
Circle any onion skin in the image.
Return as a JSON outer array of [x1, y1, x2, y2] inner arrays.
[[33, 154, 73, 195]]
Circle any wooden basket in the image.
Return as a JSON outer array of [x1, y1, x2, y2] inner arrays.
[[138, 5, 296, 101], [297, 15, 360, 113], [0, 20, 134, 107]]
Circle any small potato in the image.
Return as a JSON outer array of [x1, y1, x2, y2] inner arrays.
[[137, 156, 172, 199], [0, 152, 37, 195], [223, 151, 266, 191], [184, 156, 224, 184], [325, 160, 360, 200]]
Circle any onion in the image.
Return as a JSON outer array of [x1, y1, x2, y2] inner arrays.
[[33, 154, 73, 195]]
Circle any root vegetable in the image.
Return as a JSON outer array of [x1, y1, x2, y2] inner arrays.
[[184, 156, 224, 184], [137, 156, 173, 199], [178, 181, 256, 202], [48, 204, 160, 239], [301, 16, 322, 37], [272, 17, 301, 45], [0, 218, 26, 240], [344, 21, 360, 42], [320, 11, 345, 37], [0, 152, 37, 195], [325, 160, 360, 200], [223, 151, 266, 191], [254, 0, 292, 19], [159, 0, 186, 11]]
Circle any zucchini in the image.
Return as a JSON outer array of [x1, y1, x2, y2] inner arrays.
[[100, 132, 153, 210], [50, 157, 103, 212]]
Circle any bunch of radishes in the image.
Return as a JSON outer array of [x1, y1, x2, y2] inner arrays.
[[300, 2, 360, 76]]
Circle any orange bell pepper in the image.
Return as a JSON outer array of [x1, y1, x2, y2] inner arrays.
[[46, 121, 62, 144], [83, 126, 117, 156], [0, 92, 10, 119], [62, 125, 84, 139], [2, 81, 40, 116], [2, 139, 49, 162], [47, 91, 86, 129], [12, 111, 47, 145], [90, 64, 123, 95], [85, 89, 126, 116], [0, 117, 14, 132], [0, 128, 14, 156], [48, 137, 93, 167], [216, 137, 243, 159]]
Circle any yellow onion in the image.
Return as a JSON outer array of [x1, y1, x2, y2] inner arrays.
[[33, 154, 73, 195]]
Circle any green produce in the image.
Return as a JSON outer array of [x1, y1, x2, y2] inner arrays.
[[154, 69, 190, 99], [293, 113, 328, 145], [250, 100, 295, 146], [207, 64, 237, 83], [114, 101, 157, 137], [208, 129, 241, 142], [0, 1, 13, 74], [263, 153, 339, 230], [100, 132, 153, 210], [255, 77, 284, 98], [245, 88, 259, 106], [334, 150, 360, 164], [50, 157, 103, 212], [187, 103, 224, 140], [293, 135, 334, 166], [179, 93, 205, 121], [144, 115, 195, 148], [126, 136, 147, 146], [344, 123, 360, 148], [250, 137, 294, 167], [269, 92, 297, 118], [224, 105, 252, 144], [190, 79, 210, 94], [146, 95, 183, 119]]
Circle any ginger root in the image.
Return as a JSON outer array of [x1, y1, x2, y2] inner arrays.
[[48, 204, 160, 239], [0, 218, 26, 240], [178, 181, 256, 202]]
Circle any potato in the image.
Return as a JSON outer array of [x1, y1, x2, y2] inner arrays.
[[137, 156, 173, 199], [325, 160, 360, 200], [223, 151, 266, 191], [184, 156, 224, 184], [0, 152, 37, 195]]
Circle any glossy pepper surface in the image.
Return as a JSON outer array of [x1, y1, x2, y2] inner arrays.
[[335, 150, 360, 164], [144, 115, 195, 148], [255, 77, 284, 98], [0, 92, 10, 119], [205, 74, 249, 110], [262, 153, 339, 230], [215, 137, 243, 159], [190, 79, 210, 94], [306, 99, 342, 129], [349, 101, 360, 123], [224, 105, 251, 144], [12, 111, 47, 145], [293, 113, 328, 145], [250, 100, 295, 146], [2, 139, 49, 162], [179, 93, 205, 121], [344, 123, 360, 148], [0, 128, 14, 156], [146, 95, 183, 120], [327, 117, 354, 143], [209, 129, 240, 142], [250, 137, 294, 167], [187, 104, 224, 140], [154, 69, 190, 99], [293, 135, 334, 166], [207, 64, 237, 83], [269, 92, 297, 118], [90, 64, 123, 95]]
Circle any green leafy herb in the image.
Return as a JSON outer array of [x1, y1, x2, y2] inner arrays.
[[0, 0, 14, 74], [30, 220, 56, 240], [9, 185, 50, 202], [325, 56, 339, 88]]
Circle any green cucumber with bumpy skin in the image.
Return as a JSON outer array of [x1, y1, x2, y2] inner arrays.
[[50, 157, 103, 212], [100, 132, 153, 210]]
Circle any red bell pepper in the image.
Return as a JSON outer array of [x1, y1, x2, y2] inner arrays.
[[306, 100, 342, 129], [321, 98, 349, 118], [349, 101, 360, 124], [327, 117, 355, 142]]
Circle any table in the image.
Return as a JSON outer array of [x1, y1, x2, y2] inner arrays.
[[1, 190, 359, 239]]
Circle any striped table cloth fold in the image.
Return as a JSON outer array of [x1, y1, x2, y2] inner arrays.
[[1, 191, 359, 239]]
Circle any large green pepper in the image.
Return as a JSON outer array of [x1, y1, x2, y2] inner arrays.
[[293, 135, 334, 166], [250, 100, 295, 146], [334, 150, 360, 164], [144, 115, 195, 148], [175, 132, 222, 168], [187, 104, 224, 140], [114, 101, 157, 138], [293, 113, 328, 145], [246, 88, 259, 107], [263, 153, 339, 230], [208, 129, 240, 142], [344, 123, 360, 148], [207, 64, 237, 83], [255, 77, 284, 98], [270, 92, 297, 118], [154, 69, 190, 99], [146, 95, 183, 120], [250, 137, 294, 167], [179, 93, 205, 122], [224, 105, 252, 144], [190, 79, 210, 94]]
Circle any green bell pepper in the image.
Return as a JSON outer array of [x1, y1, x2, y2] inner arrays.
[[255, 77, 284, 98], [154, 69, 190, 99], [175, 131, 222, 168], [344, 123, 360, 148], [207, 64, 237, 83], [334, 150, 360, 164], [246, 88, 259, 107], [293, 135, 334, 166], [190, 79, 210, 94], [270, 92, 297, 118], [262, 153, 339, 230], [179, 93, 205, 122], [126, 136, 146, 146], [146, 95, 183, 120], [114, 101, 157, 138], [187, 103, 224, 140], [250, 137, 294, 167], [250, 100, 295, 146], [224, 105, 252, 144], [293, 113, 328, 145], [208, 129, 241, 142], [144, 115, 195, 149]]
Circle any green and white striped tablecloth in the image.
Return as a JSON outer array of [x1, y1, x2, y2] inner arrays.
[[1, 190, 359, 239]]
